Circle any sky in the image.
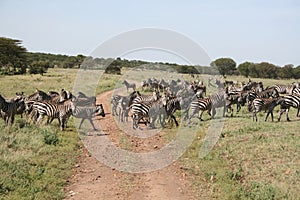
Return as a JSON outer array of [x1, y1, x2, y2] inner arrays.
[[0, 0, 299, 66]]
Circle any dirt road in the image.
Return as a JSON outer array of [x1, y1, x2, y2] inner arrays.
[[65, 90, 195, 200]]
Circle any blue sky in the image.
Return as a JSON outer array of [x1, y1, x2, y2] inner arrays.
[[0, 0, 299, 66]]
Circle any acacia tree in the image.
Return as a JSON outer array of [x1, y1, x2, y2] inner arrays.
[[0, 37, 28, 74], [237, 62, 254, 77], [211, 58, 236, 77]]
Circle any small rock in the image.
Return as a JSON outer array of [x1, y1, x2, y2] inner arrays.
[[153, 145, 158, 149]]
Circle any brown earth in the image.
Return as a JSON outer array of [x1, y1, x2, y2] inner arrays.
[[64, 90, 196, 200]]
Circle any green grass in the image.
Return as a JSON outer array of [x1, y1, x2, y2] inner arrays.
[[0, 119, 81, 200], [179, 106, 300, 199]]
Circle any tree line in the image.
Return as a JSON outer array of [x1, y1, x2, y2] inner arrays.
[[1, 37, 299, 79]]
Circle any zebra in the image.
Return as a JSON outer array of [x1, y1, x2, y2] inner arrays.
[[164, 96, 182, 127], [122, 80, 136, 92], [247, 88, 279, 111], [72, 104, 105, 130], [130, 95, 167, 129], [111, 94, 130, 122], [183, 97, 212, 123], [26, 89, 52, 101], [272, 84, 295, 95], [184, 90, 226, 123], [0, 94, 24, 126], [225, 91, 247, 117], [292, 88, 300, 96], [24, 89, 73, 122], [251, 97, 280, 122], [32, 99, 73, 130], [73, 96, 96, 107], [129, 90, 159, 105], [130, 101, 152, 129], [277, 95, 300, 121]]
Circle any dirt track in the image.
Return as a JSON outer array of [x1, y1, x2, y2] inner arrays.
[[64, 90, 195, 200]]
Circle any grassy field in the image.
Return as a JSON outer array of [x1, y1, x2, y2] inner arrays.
[[0, 68, 299, 199]]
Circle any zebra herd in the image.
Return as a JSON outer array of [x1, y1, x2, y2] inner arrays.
[[0, 89, 105, 130], [112, 79, 300, 130]]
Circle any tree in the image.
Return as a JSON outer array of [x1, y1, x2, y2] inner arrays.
[[248, 63, 259, 78], [29, 61, 49, 75], [237, 62, 254, 77], [293, 65, 300, 79], [0, 37, 27, 74], [277, 64, 294, 79], [255, 62, 278, 79], [211, 58, 236, 77]]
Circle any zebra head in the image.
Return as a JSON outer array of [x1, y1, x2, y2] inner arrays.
[[60, 89, 73, 102]]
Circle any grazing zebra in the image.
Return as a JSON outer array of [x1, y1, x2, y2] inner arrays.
[[72, 104, 105, 130], [277, 95, 300, 121], [251, 97, 280, 122], [272, 84, 295, 95], [0, 94, 24, 126], [32, 99, 73, 130], [122, 80, 136, 92]]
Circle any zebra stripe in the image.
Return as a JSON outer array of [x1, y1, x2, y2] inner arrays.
[[164, 97, 181, 127], [278, 95, 300, 121], [0, 94, 23, 126], [247, 88, 279, 111], [184, 90, 226, 123], [292, 88, 300, 96], [251, 97, 280, 122], [273, 84, 295, 95], [130, 102, 152, 129], [127, 91, 160, 109], [32, 99, 73, 130]]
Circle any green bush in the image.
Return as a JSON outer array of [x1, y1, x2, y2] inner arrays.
[[42, 130, 59, 145]]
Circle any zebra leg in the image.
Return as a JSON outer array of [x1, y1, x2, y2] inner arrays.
[[297, 108, 300, 117], [211, 108, 216, 119], [253, 111, 258, 122], [286, 109, 290, 121], [10, 115, 15, 125], [265, 110, 270, 122], [60, 116, 69, 131], [270, 111, 274, 122], [132, 114, 137, 129], [88, 118, 97, 130], [198, 110, 205, 121], [171, 115, 179, 127], [79, 118, 85, 129], [237, 103, 241, 113], [278, 108, 285, 121]]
